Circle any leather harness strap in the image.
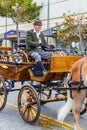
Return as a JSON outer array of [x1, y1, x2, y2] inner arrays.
[[68, 57, 87, 98], [78, 57, 87, 90]]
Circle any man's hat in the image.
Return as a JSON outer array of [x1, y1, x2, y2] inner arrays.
[[33, 19, 42, 26]]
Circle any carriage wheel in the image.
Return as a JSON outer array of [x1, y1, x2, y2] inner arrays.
[[31, 81, 52, 105], [80, 98, 87, 115], [18, 85, 41, 124], [0, 75, 7, 111], [38, 89, 52, 105]]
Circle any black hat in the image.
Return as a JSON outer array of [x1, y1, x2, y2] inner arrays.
[[33, 19, 42, 26]]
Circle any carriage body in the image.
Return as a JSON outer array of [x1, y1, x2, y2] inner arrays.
[[0, 46, 84, 125], [0, 46, 82, 81], [0, 55, 82, 81]]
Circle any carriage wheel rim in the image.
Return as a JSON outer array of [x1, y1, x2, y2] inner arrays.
[[18, 85, 41, 124], [0, 75, 7, 110]]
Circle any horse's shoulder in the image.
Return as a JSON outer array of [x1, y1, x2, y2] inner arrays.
[[70, 57, 83, 72]]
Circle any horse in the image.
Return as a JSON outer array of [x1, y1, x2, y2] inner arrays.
[[58, 57, 87, 130]]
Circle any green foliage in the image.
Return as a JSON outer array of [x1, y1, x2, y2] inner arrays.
[[0, 0, 39, 23], [56, 13, 87, 45]]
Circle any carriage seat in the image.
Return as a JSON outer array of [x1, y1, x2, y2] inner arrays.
[[28, 55, 49, 62]]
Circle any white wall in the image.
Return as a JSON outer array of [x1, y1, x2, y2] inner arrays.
[[0, 0, 87, 34], [39, 0, 87, 28], [39, 0, 87, 19]]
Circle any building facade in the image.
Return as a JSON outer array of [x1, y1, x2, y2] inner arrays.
[[0, 0, 87, 33], [0, 0, 87, 51]]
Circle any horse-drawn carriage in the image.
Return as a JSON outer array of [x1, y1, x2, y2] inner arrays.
[[0, 46, 86, 129]]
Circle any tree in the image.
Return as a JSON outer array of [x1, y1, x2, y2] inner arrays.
[[0, 0, 39, 44], [56, 13, 87, 53]]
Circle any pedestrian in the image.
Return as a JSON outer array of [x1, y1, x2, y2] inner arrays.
[[26, 19, 51, 75], [73, 50, 78, 55]]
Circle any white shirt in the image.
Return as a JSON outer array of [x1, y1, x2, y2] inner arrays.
[[34, 29, 41, 43]]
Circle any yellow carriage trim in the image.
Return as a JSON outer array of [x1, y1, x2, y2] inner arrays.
[[0, 46, 12, 51]]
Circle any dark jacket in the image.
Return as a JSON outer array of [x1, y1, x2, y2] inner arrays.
[[26, 30, 47, 53]]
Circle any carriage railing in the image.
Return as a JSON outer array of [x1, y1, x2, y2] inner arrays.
[[0, 46, 83, 70], [0, 45, 29, 63]]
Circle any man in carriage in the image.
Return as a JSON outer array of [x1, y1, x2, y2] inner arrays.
[[26, 19, 52, 75]]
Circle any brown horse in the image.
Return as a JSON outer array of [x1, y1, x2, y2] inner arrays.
[[58, 57, 87, 130]]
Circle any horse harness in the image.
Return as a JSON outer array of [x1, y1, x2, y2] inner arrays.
[[68, 57, 87, 98]]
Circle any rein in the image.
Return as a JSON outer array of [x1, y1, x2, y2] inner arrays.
[[68, 80, 87, 90]]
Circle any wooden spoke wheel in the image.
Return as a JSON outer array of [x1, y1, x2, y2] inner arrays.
[[18, 85, 41, 124], [38, 88, 52, 105], [0, 75, 7, 111], [31, 81, 52, 105]]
